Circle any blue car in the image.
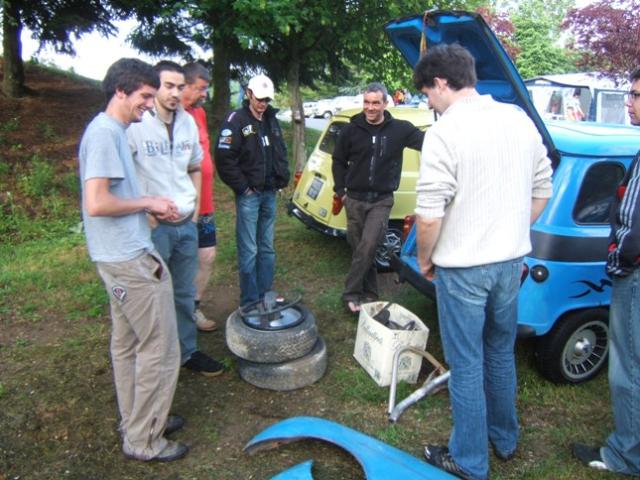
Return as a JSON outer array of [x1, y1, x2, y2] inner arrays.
[[386, 10, 640, 384]]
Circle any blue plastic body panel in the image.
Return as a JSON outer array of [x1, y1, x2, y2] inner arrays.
[[271, 460, 315, 480], [245, 416, 457, 479]]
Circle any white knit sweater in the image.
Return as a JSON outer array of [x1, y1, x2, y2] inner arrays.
[[416, 95, 553, 267]]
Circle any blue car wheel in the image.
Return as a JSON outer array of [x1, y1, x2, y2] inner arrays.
[[535, 308, 609, 384]]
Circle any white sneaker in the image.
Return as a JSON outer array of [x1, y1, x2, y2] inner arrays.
[[194, 308, 217, 332]]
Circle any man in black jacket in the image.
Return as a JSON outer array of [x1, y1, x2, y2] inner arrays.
[[215, 74, 290, 306], [332, 82, 424, 313]]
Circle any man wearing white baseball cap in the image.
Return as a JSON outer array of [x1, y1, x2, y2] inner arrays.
[[215, 74, 290, 306]]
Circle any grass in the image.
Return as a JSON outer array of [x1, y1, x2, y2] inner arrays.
[[0, 118, 619, 480]]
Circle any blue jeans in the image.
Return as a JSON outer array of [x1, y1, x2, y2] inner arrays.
[[235, 190, 276, 306], [601, 269, 640, 475], [151, 221, 198, 364], [434, 258, 522, 480]]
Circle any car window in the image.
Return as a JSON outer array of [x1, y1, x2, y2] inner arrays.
[[318, 121, 347, 155], [573, 162, 625, 224]]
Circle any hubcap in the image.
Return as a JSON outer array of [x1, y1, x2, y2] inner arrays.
[[562, 319, 608, 381], [375, 229, 402, 268], [240, 292, 305, 331]]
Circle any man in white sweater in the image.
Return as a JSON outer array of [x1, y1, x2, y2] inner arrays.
[[413, 45, 553, 480], [128, 61, 223, 378]]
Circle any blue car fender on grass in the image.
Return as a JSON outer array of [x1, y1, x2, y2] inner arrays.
[[245, 416, 458, 479]]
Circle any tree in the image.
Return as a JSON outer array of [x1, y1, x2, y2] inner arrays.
[[511, 0, 577, 78], [1, 0, 128, 97], [563, 0, 640, 81], [128, 0, 262, 134], [476, 5, 519, 61], [233, 0, 477, 171], [231, 0, 365, 172]]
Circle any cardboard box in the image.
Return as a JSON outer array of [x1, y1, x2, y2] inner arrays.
[[353, 302, 429, 387]]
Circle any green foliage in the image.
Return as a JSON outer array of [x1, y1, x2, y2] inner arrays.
[[17, 155, 57, 197], [1, 117, 20, 133], [511, 0, 577, 77], [36, 122, 58, 141]]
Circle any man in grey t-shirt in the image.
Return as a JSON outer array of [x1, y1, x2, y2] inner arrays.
[[79, 58, 188, 462]]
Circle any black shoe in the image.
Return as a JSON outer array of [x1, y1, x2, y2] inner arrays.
[[423, 445, 472, 480], [182, 351, 224, 377], [490, 441, 516, 461], [164, 415, 185, 436], [572, 443, 610, 471]]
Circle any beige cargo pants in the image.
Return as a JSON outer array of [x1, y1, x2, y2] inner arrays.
[[96, 251, 180, 460]]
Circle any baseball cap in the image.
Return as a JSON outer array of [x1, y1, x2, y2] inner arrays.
[[247, 74, 274, 99]]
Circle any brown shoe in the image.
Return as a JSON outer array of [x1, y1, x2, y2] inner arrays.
[[194, 308, 217, 331], [124, 439, 189, 462]]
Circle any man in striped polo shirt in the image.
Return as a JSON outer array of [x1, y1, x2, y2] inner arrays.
[[572, 67, 640, 477]]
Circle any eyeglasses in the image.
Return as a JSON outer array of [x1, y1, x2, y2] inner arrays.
[[625, 91, 640, 102], [254, 97, 272, 104]]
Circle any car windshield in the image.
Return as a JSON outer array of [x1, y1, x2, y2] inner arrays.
[[527, 83, 628, 124], [318, 121, 346, 155]]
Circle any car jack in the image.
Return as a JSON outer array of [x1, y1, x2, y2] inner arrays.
[[388, 346, 450, 423]]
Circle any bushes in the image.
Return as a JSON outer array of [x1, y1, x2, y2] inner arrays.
[[1, 154, 80, 243]]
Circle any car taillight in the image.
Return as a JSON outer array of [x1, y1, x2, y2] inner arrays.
[[293, 171, 303, 187], [520, 263, 529, 285], [530, 265, 549, 283], [402, 215, 416, 241], [332, 194, 343, 215]]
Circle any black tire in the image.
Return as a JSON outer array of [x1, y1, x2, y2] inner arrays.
[[225, 306, 318, 363], [237, 337, 328, 391], [375, 227, 402, 272], [535, 308, 609, 384], [322, 111, 332, 119]]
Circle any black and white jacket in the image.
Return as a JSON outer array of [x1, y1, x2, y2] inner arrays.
[[608, 151, 640, 276]]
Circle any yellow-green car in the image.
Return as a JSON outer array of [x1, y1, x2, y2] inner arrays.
[[288, 106, 434, 268]]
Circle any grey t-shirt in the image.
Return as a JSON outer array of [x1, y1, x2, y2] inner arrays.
[[79, 113, 153, 262]]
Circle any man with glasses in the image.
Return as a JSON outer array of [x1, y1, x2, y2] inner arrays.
[[215, 74, 290, 306], [572, 67, 640, 477]]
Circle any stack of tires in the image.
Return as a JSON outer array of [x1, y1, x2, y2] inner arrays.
[[225, 294, 327, 391]]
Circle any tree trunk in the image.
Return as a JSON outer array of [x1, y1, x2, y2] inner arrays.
[[210, 35, 231, 136], [286, 41, 306, 174], [2, 0, 24, 98]]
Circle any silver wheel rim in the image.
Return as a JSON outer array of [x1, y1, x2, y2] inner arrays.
[[375, 229, 402, 268], [561, 319, 609, 381]]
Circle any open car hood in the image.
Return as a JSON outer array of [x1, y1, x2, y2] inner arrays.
[[385, 10, 558, 163]]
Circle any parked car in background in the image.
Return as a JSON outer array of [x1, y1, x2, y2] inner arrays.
[[312, 99, 338, 119], [303, 101, 318, 118], [288, 106, 434, 269], [385, 9, 640, 384], [331, 95, 362, 114]]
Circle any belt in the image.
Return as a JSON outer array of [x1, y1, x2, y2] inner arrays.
[[158, 213, 194, 226]]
